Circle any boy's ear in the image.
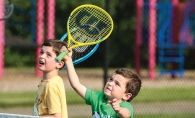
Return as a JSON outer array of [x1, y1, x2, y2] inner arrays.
[[56, 61, 65, 69], [123, 93, 132, 101]]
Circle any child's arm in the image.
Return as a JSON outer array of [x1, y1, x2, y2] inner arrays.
[[64, 48, 87, 99], [108, 99, 131, 118]]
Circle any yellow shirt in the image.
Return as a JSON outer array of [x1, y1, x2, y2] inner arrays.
[[33, 76, 68, 118]]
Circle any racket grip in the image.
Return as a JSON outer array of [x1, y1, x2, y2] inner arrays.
[[55, 50, 69, 63]]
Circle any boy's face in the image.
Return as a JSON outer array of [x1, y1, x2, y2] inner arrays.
[[38, 46, 59, 72], [104, 73, 129, 102]]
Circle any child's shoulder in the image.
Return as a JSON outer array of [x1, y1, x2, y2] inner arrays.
[[86, 88, 104, 98], [47, 76, 63, 85], [45, 76, 65, 90]]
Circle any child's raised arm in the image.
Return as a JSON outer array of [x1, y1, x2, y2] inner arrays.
[[63, 47, 87, 99]]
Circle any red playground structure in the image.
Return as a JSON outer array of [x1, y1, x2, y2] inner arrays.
[[135, 0, 192, 79]]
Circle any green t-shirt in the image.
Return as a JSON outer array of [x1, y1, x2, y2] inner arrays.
[[85, 88, 133, 118]]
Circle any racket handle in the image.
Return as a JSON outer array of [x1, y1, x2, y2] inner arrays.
[[55, 50, 69, 63]]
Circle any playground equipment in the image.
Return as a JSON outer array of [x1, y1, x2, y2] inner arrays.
[[157, 1, 184, 78], [136, 0, 187, 79], [136, 0, 157, 79]]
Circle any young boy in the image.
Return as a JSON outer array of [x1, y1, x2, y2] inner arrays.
[[63, 47, 142, 118], [33, 39, 68, 118]]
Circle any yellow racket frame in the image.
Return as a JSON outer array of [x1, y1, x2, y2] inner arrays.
[[67, 4, 114, 48]]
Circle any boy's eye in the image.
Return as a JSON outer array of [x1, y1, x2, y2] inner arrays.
[[40, 51, 43, 54], [47, 53, 52, 57], [115, 82, 120, 86]]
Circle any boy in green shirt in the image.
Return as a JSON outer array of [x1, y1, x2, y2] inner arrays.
[[63, 47, 141, 118]]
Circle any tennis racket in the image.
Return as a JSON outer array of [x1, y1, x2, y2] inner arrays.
[[59, 31, 100, 68], [0, 0, 14, 20], [55, 4, 114, 62]]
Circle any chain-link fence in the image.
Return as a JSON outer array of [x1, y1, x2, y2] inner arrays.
[[0, 0, 195, 118]]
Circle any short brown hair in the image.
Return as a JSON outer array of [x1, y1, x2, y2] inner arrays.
[[115, 68, 142, 102], [42, 39, 67, 69]]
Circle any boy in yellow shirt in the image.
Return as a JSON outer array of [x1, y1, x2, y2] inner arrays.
[[33, 39, 68, 118]]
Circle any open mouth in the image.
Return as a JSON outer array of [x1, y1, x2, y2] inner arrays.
[[39, 60, 44, 65], [106, 87, 111, 91]]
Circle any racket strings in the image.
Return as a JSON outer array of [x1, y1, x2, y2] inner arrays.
[[68, 6, 113, 43], [69, 41, 89, 52], [72, 45, 95, 60]]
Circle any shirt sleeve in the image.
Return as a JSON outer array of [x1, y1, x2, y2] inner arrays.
[[120, 102, 134, 118], [85, 88, 101, 105]]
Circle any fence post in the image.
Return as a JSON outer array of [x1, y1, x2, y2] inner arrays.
[[47, 0, 55, 40], [135, 0, 143, 76], [36, 0, 45, 77], [0, 0, 5, 78], [148, 0, 157, 79]]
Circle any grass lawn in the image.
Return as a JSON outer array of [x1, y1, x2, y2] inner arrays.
[[0, 86, 195, 118], [0, 86, 195, 107], [133, 86, 195, 102]]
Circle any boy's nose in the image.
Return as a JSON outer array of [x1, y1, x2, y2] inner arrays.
[[108, 81, 114, 86], [39, 54, 45, 58]]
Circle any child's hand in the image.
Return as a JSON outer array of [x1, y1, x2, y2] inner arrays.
[[108, 98, 121, 113], [60, 46, 66, 52], [60, 46, 72, 60]]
